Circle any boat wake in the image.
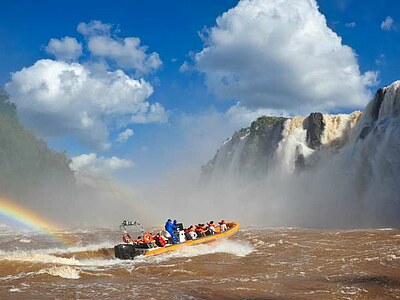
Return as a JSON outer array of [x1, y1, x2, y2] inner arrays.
[[134, 239, 254, 264], [0, 237, 254, 281]]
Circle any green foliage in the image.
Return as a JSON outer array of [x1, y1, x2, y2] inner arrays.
[[250, 116, 287, 131], [0, 89, 75, 200]]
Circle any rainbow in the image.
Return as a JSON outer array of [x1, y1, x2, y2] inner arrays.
[[0, 196, 72, 245]]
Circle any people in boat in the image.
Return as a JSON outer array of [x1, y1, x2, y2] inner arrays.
[[142, 232, 155, 248], [154, 233, 167, 247], [165, 219, 178, 244], [122, 232, 132, 243], [195, 224, 207, 237], [173, 219, 181, 241], [184, 225, 197, 240], [219, 220, 228, 232], [162, 230, 174, 244], [207, 221, 216, 235], [189, 230, 197, 240], [134, 236, 143, 244], [201, 224, 209, 235]]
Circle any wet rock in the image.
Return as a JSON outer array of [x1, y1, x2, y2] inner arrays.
[[371, 88, 386, 121], [305, 112, 325, 149], [358, 126, 371, 140]]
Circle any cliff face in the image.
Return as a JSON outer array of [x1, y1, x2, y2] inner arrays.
[[202, 82, 400, 227], [0, 90, 76, 213], [202, 116, 287, 181], [203, 111, 361, 180]]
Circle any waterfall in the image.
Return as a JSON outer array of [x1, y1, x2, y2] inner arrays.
[[201, 81, 400, 227]]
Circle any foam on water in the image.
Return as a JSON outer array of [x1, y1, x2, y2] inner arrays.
[[135, 240, 254, 264], [18, 239, 31, 243], [0, 242, 124, 268], [38, 266, 81, 279], [0, 238, 254, 275]]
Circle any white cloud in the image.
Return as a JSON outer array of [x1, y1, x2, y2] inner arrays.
[[5, 59, 167, 150], [179, 61, 191, 73], [88, 36, 162, 75], [130, 102, 168, 124], [77, 20, 112, 36], [226, 102, 289, 127], [345, 22, 356, 28], [361, 70, 379, 87], [117, 128, 134, 143], [45, 37, 83, 61], [381, 16, 395, 31], [71, 153, 133, 175], [77, 20, 162, 75], [194, 0, 377, 114]]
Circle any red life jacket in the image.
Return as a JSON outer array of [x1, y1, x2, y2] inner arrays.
[[155, 235, 167, 247]]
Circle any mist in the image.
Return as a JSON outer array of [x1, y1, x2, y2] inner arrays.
[[135, 83, 400, 229], [1, 82, 399, 230]]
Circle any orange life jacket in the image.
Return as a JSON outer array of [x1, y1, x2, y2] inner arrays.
[[185, 227, 195, 234]]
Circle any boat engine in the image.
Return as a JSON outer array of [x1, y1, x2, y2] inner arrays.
[[114, 244, 137, 260]]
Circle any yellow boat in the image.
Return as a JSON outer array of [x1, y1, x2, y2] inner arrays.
[[114, 221, 240, 260]]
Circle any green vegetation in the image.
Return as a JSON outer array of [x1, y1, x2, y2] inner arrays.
[[250, 116, 287, 132], [0, 89, 75, 202]]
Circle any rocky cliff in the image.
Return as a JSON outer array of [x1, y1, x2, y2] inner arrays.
[[203, 110, 361, 181], [202, 81, 400, 227]]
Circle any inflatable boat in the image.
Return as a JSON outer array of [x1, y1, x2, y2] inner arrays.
[[114, 220, 240, 260]]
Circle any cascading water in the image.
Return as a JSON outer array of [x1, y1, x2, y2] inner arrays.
[[202, 81, 400, 227], [337, 81, 400, 226]]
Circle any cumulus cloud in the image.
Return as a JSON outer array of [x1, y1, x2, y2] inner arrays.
[[77, 20, 112, 36], [130, 102, 168, 124], [87, 36, 162, 75], [71, 153, 133, 175], [5, 59, 167, 150], [193, 0, 378, 114], [116, 128, 134, 143], [77, 20, 162, 75], [45, 36, 83, 61], [381, 16, 395, 31]]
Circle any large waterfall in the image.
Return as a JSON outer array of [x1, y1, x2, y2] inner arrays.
[[202, 81, 400, 227]]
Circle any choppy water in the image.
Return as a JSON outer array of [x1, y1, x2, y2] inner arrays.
[[0, 226, 399, 299]]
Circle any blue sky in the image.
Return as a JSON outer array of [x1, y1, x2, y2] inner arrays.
[[0, 0, 399, 184]]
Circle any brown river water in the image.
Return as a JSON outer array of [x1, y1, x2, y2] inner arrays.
[[0, 226, 399, 299]]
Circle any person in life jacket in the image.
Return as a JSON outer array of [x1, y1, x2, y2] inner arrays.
[[165, 219, 178, 244], [122, 233, 132, 243], [134, 236, 143, 244], [154, 233, 167, 247], [207, 221, 216, 235], [184, 225, 197, 240], [200, 224, 208, 236], [219, 220, 228, 232], [195, 224, 207, 237]]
